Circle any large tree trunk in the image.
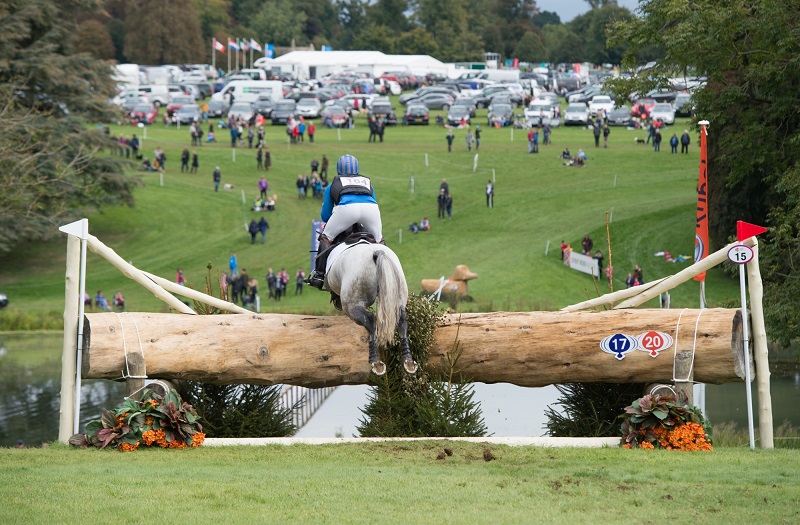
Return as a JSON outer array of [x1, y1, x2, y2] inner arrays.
[[82, 309, 748, 389]]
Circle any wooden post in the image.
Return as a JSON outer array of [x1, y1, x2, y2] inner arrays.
[[58, 235, 80, 442], [746, 240, 774, 448], [82, 309, 748, 389], [125, 353, 147, 400]]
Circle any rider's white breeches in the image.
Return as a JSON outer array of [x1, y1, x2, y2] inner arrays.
[[323, 203, 382, 242]]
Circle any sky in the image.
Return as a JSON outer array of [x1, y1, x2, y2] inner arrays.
[[537, 0, 641, 23]]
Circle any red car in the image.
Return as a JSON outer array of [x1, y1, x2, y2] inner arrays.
[[166, 96, 194, 116], [630, 98, 656, 118], [130, 103, 158, 125]]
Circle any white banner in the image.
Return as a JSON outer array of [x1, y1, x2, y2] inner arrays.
[[565, 251, 599, 277]]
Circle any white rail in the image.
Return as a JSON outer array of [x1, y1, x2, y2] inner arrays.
[[280, 385, 338, 430]]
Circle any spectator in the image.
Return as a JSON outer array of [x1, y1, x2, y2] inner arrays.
[[561, 147, 571, 159], [437, 188, 447, 219], [308, 121, 316, 143], [258, 175, 269, 199], [295, 268, 305, 295], [533, 127, 539, 153], [528, 128, 535, 153], [581, 234, 593, 255], [445, 192, 453, 219], [84, 292, 92, 310], [248, 219, 258, 244], [266, 268, 277, 300], [264, 146, 271, 170], [440, 178, 449, 194], [176, 267, 187, 286], [486, 180, 494, 208], [594, 250, 604, 275], [446, 129, 454, 152], [633, 265, 644, 284], [593, 122, 601, 148], [191, 151, 199, 173], [257, 148, 263, 170], [296, 174, 306, 199], [113, 290, 125, 311], [681, 130, 691, 153], [474, 125, 481, 150], [670, 133, 679, 153], [543, 122, 551, 145], [466, 128, 474, 151], [311, 158, 319, 174], [626, 273, 634, 288], [653, 128, 662, 152], [320, 154, 328, 178], [419, 217, 430, 231], [213, 166, 221, 191], [94, 291, 110, 311], [603, 124, 610, 148], [258, 216, 270, 244], [229, 252, 238, 278], [181, 148, 190, 172], [247, 125, 255, 148]]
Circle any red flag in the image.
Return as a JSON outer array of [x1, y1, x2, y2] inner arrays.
[[694, 124, 709, 281], [736, 221, 767, 241], [213, 39, 225, 53]]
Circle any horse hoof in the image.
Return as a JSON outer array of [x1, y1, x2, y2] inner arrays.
[[371, 361, 386, 376], [403, 359, 418, 374]]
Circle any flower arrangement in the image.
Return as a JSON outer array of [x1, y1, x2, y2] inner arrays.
[[69, 388, 204, 451], [620, 393, 712, 451]]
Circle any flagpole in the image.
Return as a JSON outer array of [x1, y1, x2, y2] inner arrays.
[[227, 39, 231, 73], [211, 39, 215, 73]]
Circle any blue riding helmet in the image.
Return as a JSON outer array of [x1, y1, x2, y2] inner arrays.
[[336, 154, 359, 176]]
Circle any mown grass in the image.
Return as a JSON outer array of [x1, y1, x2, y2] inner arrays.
[[0, 97, 737, 321], [1, 442, 798, 524]]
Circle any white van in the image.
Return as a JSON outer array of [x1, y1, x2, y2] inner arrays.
[[240, 68, 267, 81], [476, 69, 521, 83], [136, 85, 170, 106], [211, 80, 284, 104]]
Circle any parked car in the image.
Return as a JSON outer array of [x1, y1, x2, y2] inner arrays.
[[207, 99, 230, 118], [474, 85, 517, 109], [271, 99, 297, 125], [399, 86, 457, 106], [166, 95, 194, 116], [130, 103, 158, 125], [630, 98, 656, 118], [321, 105, 350, 128], [451, 97, 477, 117], [189, 82, 213, 100], [412, 92, 455, 110], [487, 103, 513, 127], [252, 96, 275, 118], [175, 104, 202, 124], [567, 86, 606, 105], [524, 99, 556, 125], [588, 95, 615, 116], [674, 92, 694, 117], [446, 105, 471, 127], [228, 101, 254, 122], [121, 96, 148, 112], [296, 98, 322, 118], [180, 71, 207, 83], [606, 106, 632, 126], [564, 103, 590, 126], [369, 100, 395, 121], [650, 103, 676, 125], [404, 104, 429, 125], [646, 88, 678, 103]]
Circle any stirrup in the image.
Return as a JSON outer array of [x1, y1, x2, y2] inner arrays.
[[306, 272, 325, 290]]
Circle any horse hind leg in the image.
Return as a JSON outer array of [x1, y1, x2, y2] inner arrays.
[[349, 304, 386, 375], [398, 306, 418, 374]]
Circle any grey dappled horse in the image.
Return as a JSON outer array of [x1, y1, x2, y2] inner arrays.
[[325, 243, 418, 376]]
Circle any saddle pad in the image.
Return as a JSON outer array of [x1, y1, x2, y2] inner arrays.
[[325, 239, 373, 274]]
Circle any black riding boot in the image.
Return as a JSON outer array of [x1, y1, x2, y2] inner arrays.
[[306, 236, 332, 289]]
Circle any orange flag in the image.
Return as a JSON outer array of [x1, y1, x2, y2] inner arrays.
[[694, 124, 709, 281]]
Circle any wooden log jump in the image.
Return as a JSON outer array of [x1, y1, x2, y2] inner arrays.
[[82, 308, 749, 389]]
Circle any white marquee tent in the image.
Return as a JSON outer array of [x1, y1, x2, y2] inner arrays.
[[269, 50, 452, 80]]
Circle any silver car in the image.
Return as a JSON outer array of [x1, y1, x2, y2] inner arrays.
[[296, 98, 322, 118], [564, 103, 590, 126], [650, 103, 675, 125]]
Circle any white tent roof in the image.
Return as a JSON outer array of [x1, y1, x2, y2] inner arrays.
[[273, 50, 388, 67]]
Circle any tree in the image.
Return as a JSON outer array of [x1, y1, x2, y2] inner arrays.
[[366, 0, 409, 33], [543, 24, 583, 64], [250, 0, 308, 46], [512, 30, 545, 63], [123, 0, 205, 64], [0, 0, 138, 255], [416, 0, 469, 61], [76, 20, 116, 60], [532, 10, 561, 28], [569, 4, 633, 65], [606, 0, 800, 344]]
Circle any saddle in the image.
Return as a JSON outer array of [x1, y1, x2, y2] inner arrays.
[[311, 224, 380, 304]]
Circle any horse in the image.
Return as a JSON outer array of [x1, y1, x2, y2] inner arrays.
[[324, 241, 418, 376]]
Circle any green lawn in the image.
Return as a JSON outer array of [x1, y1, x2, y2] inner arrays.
[[0, 100, 734, 318], [1, 442, 798, 524]]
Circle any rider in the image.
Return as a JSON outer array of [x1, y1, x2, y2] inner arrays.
[[306, 154, 382, 289]]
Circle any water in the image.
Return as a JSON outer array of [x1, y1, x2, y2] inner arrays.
[[1, 333, 798, 445]]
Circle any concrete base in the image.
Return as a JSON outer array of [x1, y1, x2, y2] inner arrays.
[[204, 436, 620, 448]]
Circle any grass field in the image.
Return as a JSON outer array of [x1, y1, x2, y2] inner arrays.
[[0, 98, 735, 319], [1, 442, 799, 523]]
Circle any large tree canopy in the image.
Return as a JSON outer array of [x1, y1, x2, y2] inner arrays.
[[0, 0, 138, 255], [606, 0, 800, 344]]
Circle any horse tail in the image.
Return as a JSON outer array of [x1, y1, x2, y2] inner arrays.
[[374, 250, 401, 348]]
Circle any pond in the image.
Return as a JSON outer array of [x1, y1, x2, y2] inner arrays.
[[1, 333, 798, 446]]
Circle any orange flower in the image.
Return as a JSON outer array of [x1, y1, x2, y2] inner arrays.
[[142, 428, 166, 447], [119, 441, 139, 452], [168, 439, 187, 449], [145, 416, 154, 426], [191, 432, 205, 447], [148, 399, 159, 408], [640, 441, 655, 450], [621, 443, 631, 449]]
